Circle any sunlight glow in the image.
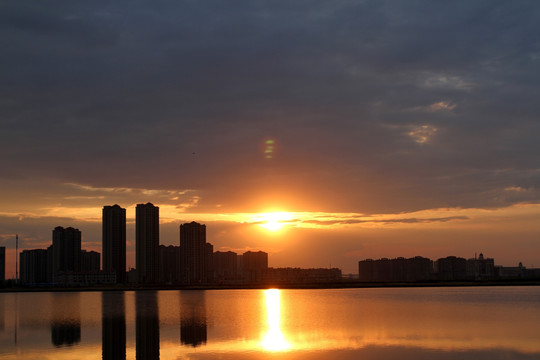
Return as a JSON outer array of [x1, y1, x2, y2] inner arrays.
[[255, 212, 294, 232], [261, 289, 291, 352]]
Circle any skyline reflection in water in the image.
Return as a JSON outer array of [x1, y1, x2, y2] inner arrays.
[[50, 292, 81, 348], [180, 290, 207, 347], [0, 287, 539, 359], [102, 291, 126, 360]]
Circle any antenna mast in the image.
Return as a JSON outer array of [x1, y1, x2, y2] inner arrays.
[[15, 234, 18, 283]]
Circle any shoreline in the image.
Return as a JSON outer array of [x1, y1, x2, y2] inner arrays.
[[2, 279, 540, 293]]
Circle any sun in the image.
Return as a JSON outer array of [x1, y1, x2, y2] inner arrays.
[[257, 212, 293, 232], [261, 217, 283, 231]]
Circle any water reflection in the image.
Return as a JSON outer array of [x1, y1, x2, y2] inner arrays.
[[136, 291, 159, 360], [180, 291, 207, 347], [1, 287, 540, 359], [50, 292, 80, 347], [261, 289, 290, 352], [0, 294, 4, 331], [102, 291, 126, 360]]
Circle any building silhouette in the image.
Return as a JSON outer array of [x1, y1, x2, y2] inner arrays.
[[435, 256, 467, 281], [52, 226, 81, 280], [239, 251, 268, 282], [0, 247, 4, 282], [467, 253, 495, 280], [136, 291, 159, 360], [497, 262, 528, 279], [21, 247, 108, 285], [159, 245, 180, 284], [46, 245, 53, 282], [102, 204, 126, 283], [136, 203, 159, 284], [102, 291, 126, 360], [81, 250, 100, 273], [205, 243, 214, 283], [20, 249, 48, 284], [358, 256, 433, 282], [358, 253, 509, 282], [180, 222, 212, 284], [213, 251, 238, 283], [264, 267, 342, 283]]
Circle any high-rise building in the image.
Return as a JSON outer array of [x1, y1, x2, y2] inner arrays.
[[52, 226, 81, 279], [81, 250, 101, 273], [46, 245, 53, 283], [435, 256, 467, 281], [20, 249, 48, 284], [213, 251, 238, 282], [239, 251, 268, 282], [136, 203, 159, 284], [159, 245, 180, 284], [102, 205, 126, 283], [205, 243, 214, 283], [179, 222, 210, 285], [0, 246, 5, 282], [241, 251, 268, 270]]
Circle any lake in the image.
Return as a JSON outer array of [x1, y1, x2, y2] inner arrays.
[[0, 287, 539, 359]]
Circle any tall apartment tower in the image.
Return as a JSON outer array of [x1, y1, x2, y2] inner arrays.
[[136, 203, 159, 284], [20, 249, 48, 284], [180, 221, 209, 285], [103, 204, 126, 283], [52, 226, 81, 279]]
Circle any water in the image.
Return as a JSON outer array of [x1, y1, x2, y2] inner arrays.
[[0, 287, 539, 359]]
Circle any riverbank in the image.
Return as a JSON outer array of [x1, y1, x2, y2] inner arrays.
[[2, 279, 540, 292]]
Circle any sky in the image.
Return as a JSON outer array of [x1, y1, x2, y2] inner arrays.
[[1, 1, 540, 276]]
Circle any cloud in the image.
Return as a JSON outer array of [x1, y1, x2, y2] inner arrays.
[[428, 101, 457, 112], [407, 125, 438, 144], [300, 216, 469, 226], [1, 0, 540, 216], [405, 101, 457, 113], [421, 73, 475, 91], [505, 186, 529, 192], [65, 183, 193, 197]]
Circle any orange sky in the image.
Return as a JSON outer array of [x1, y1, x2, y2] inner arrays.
[[1, 180, 540, 277]]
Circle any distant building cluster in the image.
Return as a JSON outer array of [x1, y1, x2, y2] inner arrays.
[[359, 253, 540, 282], [19, 226, 107, 285], [14, 202, 341, 286], [19, 226, 106, 284]]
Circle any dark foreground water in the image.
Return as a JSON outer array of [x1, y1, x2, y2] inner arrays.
[[0, 287, 539, 359]]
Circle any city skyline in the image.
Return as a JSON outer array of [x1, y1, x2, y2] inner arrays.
[[2, 2, 540, 276], [8, 208, 537, 286], [2, 198, 539, 278]]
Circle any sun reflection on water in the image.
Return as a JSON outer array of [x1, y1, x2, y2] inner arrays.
[[261, 289, 291, 352]]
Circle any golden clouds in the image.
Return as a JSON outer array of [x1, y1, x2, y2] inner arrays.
[[408, 124, 438, 144]]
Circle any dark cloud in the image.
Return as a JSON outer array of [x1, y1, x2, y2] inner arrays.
[[303, 216, 469, 226], [1, 1, 540, 214]]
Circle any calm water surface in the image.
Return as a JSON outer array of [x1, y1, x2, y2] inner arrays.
[[0, 287, 539, 359]]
